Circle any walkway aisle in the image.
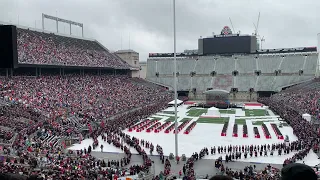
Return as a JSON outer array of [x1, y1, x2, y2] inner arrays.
[[246, 119, 254, 138], [267, 109, 276, 116], [226, 115, 235, 137], [238, 124, 243, 138]]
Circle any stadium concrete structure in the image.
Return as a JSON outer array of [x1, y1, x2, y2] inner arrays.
[[0, 17, 320, 179], [146, 26, 319, 102], [0, 21, 140, 77]]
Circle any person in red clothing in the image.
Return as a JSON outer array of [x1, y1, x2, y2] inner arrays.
[[179, 170, 182, 178], [113, 173, 118, 180], [176, 155, 180, 164]]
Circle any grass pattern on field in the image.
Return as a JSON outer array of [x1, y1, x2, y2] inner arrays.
[[180, 118, 193, 122], [165, 116, 180, 122], [187, 108, 208, 117], [219, 109, 236, 114], [197, 117, 229, 124], [252, 121, 273, 125], [151, 116, 163, 119], [162, 111, 175, 114], [243, 117, 273, 119], [235, 119, 246, 125], [245, 109, 267, 116]]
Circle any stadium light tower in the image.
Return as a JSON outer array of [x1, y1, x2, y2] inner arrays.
[[316, 33, 320, 78], [173, 0, 179, 159]]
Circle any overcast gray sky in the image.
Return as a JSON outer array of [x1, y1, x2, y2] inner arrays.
[[1, 0, 319, 61]]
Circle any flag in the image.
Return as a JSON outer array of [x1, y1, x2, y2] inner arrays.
[[100, 121, 105, 128]]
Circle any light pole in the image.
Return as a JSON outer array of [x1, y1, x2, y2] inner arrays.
[[316, 33, 320, 78], [173, 0, 178, 159]]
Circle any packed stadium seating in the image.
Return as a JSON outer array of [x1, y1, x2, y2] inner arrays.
[[0, 75, 171, 118], [0, 75, 172, 179], [0, 104, 42, 144], [0, 22, 318, 179], [265, 78, 320, 116], [254, 78, 320, 167], [17, 28, 130, 68], [147, 53, 317, 93], [0, 75, 172, 149]]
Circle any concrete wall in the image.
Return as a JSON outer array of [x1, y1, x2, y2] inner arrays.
[[146, 53, 317, 93], [115, 50, 140, 69], [139, 62, 147, 79], [131, 70, 140, 78]]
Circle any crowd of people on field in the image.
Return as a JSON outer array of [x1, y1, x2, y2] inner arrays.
[[174, 81, 320, 180], [17, 28, 130, 68], [204, 142, 310, 162]]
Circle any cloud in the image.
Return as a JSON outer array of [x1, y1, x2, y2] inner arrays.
[[0, 0, 319, 62]]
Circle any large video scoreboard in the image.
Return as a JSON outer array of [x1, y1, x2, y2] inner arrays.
[[199, 35, 257, 55], [148, 26, 317, 58], [197, 26, 257, 55]]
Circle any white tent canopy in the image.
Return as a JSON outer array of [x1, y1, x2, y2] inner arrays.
[[302, 113, 311, 122], [168, 99, 183, 105], [207, 107, 221, 116]]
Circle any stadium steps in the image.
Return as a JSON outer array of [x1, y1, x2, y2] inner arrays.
[[67, 116, 84, 128], [130, 78, 161, 88], [46, 135, 56, 143], [42, 134, 51, 143], [52, 137, 60, 147]]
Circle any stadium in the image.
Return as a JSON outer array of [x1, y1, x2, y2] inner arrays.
[[0, 3, 319, 180], [146, 26, 318, 103]]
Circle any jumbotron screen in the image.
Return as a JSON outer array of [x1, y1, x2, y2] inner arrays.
[[201, 35, 256, 55]]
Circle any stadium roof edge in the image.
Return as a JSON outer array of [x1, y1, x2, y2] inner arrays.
[[148, 47, 317, 58], [203, 89, 229, 94], [0, 20, 96, 42], [115, 49, 138, 54]]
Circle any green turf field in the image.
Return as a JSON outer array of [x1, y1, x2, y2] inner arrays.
[[151, 118, 160, 121], [251, 121, 273, 125], [245, 109, 267, 116], [165, 116, 180, 122], [197, 117, 229, 124], [180, 118, 193, 122], [245, 117, 274, 119], [219, 109, 236, 114], [151, 116, 164, 119], [187, 108, 208, 117], [235, 119, 246, 125], [162, 111, 175, 114]]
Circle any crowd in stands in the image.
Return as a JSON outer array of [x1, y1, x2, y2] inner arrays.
[[270, 78, 320, 117], [0, 75, 171, 119], [209, 163, 318, 180], [259, 97, 319, 165], [0, 75, 172, 179], [0, 69, 319, 179], [17, 28, 130, 69], [224, 164, 281, 180], [0, 104, 42, 144]]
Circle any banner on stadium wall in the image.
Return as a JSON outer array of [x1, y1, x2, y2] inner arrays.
[[149, 52, 198, 57], [148, 47, 317, 58]]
